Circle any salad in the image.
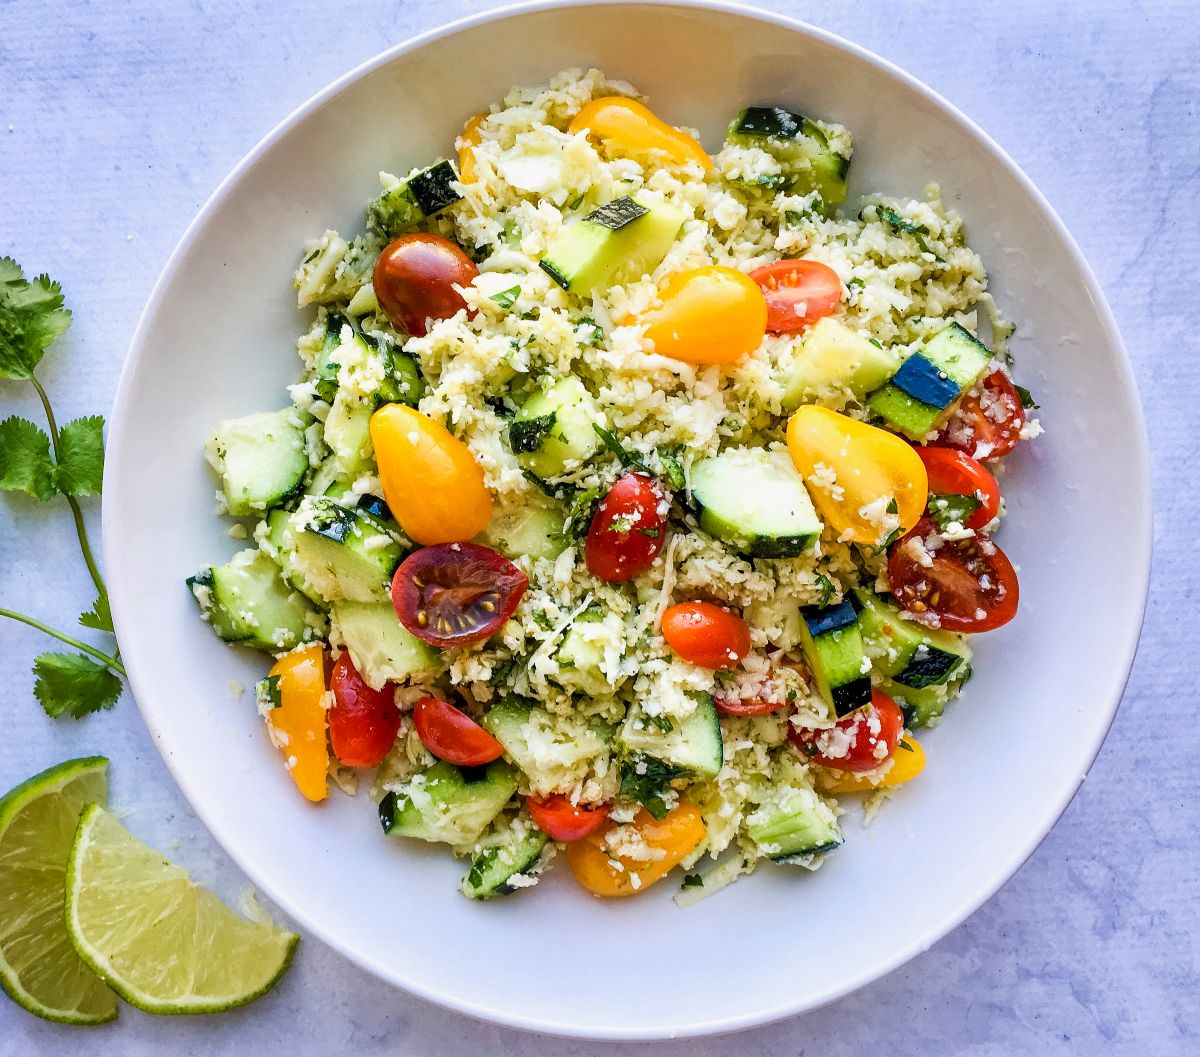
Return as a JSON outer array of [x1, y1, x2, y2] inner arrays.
[[189, 70, 1039, 902]]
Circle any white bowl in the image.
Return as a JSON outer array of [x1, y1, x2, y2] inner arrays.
[[103, 0, 1151, 1039]]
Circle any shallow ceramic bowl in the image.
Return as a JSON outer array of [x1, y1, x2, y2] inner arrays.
[[104, 0, 1151, 1039]]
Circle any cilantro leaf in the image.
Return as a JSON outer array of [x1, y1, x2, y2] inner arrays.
[[815, 573, 836, 607], [0, 416, 57, 499], [78, 593, 113, 632], [619, 753, 685, 819], [559, 485, 602, 541], [0, 259, 72, 380], [54, 415, 105, 497], [33, 652, 122, 719], [929, 493, 983, 531], [659, 448, 686, 490], [489, 285, 521, 310], [593, 424, 653, 474], [1014, 384, 1039, 410], [680, 873, 703, 890]]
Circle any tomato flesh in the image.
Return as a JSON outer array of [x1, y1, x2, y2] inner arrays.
[[661, 601, 750, 670], [527, 794, 609, 842], [373, 233, 479, 337], [934, 370, 1026, 460], [328, 652, 402, 768], [916, 446, 1001, 530], [748, 259, 842, 334], [714, 694, 788, 717], [413, 696, 504, 767], [392, 542, 528, 647], [887, 516, 1019, 632], [789, 689, 904, 772], [585, 472, 667, 583]]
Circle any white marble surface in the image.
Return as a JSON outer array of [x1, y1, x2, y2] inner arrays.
[[0, 0, 1196, 1053]]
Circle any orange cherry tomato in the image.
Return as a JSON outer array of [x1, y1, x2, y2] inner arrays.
[[373, 233, 479, 338], [457, 112, 487, 184], [819, 736, 926, 792], [567, 802, 706, 897], [413, 696, 504, 767], [748, 259, 843, 334], [264, 644, 329, 802], [527, 794, 609, 842], [916, 446, 1001, 530], [640, 266, 767, 364], [370, 404, 493, 546], [661, 601, 750, 670], [329, 652, 402, 768], [569, 97, 711, 169]]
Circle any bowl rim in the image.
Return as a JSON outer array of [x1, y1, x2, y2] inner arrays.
[[102, 0, 1153, 1039]]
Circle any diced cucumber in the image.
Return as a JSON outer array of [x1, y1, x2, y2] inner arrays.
[[263, 508, 323, 603], [852, 589, 971, 689], [881, 675, 965, 729], [366, 160, 463, 238], [315, 315, 424, 409], [330, 601, 441, 690], [691, 446, 822, 558], [482, 698, 614, 791], [476, 497, 565, 561], [618, 695, 723, 779], [205, 408, 308, 517], [551, 610, 623, 698], [313, 313, 353, 403], [285, 497, 404, 603], [746, 785, 842, 859], [540, 196, 684, 295], [509, 377, 602, 478], [323, 397, 374, 473], [726, 107, 850, 211], [460, 820, 549, 900], [798, 601, 871, 717], [779, 318, 901, 410], [188, 549, 322, 653], [379, 760, 517, 846]]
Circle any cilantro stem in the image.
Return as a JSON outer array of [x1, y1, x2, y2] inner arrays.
[[29, 374, 107, 599], [0, 607, 126, 677]]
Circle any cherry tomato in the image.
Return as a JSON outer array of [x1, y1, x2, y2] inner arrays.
[[373, 233, 479, 337], [567, 802, 706, 897], [819, 736, 926, 792], [370, 404, 493, 546], [392, 542, 528, 647], [748, 259, 843, 334], [714, 694, 788, 716], [915, 447, 1001, 530], [786, 405, 928, 545], [661, 601, 750, 670], [264, 644, 328, 802], [457, 112, 487, 184], [569, 97, 711, 169], [788, 689, 904, 773], [413, 696, 504, 767], [527, 794, 609, 842], [585, 472, 667, 583], [640, 266, 768, 364], [934, 370, 1026, 460], [887, 516, 1019, 632], [328, 652, 402, 768]]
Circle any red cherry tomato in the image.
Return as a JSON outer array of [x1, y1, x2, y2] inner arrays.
[[413, 696, 504, 766], [714, 694, 788, 716], [585, 472, 667, 583], [391, 542, 528, 648], [527, 794, 609, 842], [373, 233, 479, 337], [328, 652, 403, 767], [747, 259, 843, 334], [934, 370, 1026, 460], [661, 601, 751, 671], [887, 516, 1019, 633], [788, 689, 904, 772], [915, 447, 1001, 530]]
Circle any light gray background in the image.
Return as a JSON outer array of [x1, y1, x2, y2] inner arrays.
[[0, 0, 1195, 1053]]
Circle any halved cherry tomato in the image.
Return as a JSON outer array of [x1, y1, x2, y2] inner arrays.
[[527, 794, 609, 842], [585, 472, 667, 583], [887, 516, 1019, 632], [413, 696, 504, 766], [373, 233, 479, 338], [569, 97, 711, 169], [661, 601, 750, 670], [819, 736, 926, 792], [786, 405, 928, 545], [933, 370, 1026, 460], [639, 266, 767, 365], [370, 404, 493, 545], [329, 652, 402, 768], [457, 112, 487, 184], [567, 802, 706, 897], [748, 259, 843, 334], [714, 694, 789, 716], [916, 446, 1001, 530], [788, 689, 904, 773], [264, 644, 328, 802], [392, 542, 527, 647]]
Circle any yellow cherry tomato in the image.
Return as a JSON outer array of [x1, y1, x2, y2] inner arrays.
[[569, 97, 712, 169], [457, 112, 487, 184], [370, 404, 493, 546], [819, 737, 926, 793], [567, 802, 706, 897], [639, 266, 768, 365], [265, 644, 329, 803], [786, 405, 928, 546]]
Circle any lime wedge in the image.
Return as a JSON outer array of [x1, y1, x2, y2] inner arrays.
[[0, 757, 117, 1025], [65, 804, 298, 1014]]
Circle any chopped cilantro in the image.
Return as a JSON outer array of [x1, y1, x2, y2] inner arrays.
[[815, 573, 836, 607], [929, 493, 983, 531], [659, 448, 686, 490], [593, 424, 653, 474], [490, 285, 521, 309], [1014, 384, 1039, 410], [680, 873, 704, 891], [619, 754, 685, 820]]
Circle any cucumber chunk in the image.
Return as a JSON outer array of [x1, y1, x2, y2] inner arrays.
[[482, 698, 613, 792], [330, 601, 440, 690], [798, 601, 871, 717], [881, 676, 966, 729], [726, 107, 850, 211], [852, 589, 971, 689], [746, 785, 842, 859], [316, 315, 424, 410], [691, 447, 822, 558], [460, 819, 549, 900], [379, 760, 517, 846], [779, 318, 901, 411], [509, 377, 603, 478], [551, 611, 625, 697], [367, 160, 463, 238], [285, 497, 405, 603], [263, 508, 323, 603], [618, 695, 723, 779], [205, 409, 308, 517], [476, 497, 566, 561]]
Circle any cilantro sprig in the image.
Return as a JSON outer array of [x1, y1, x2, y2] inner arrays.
[[0, 258, 124, 718]]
